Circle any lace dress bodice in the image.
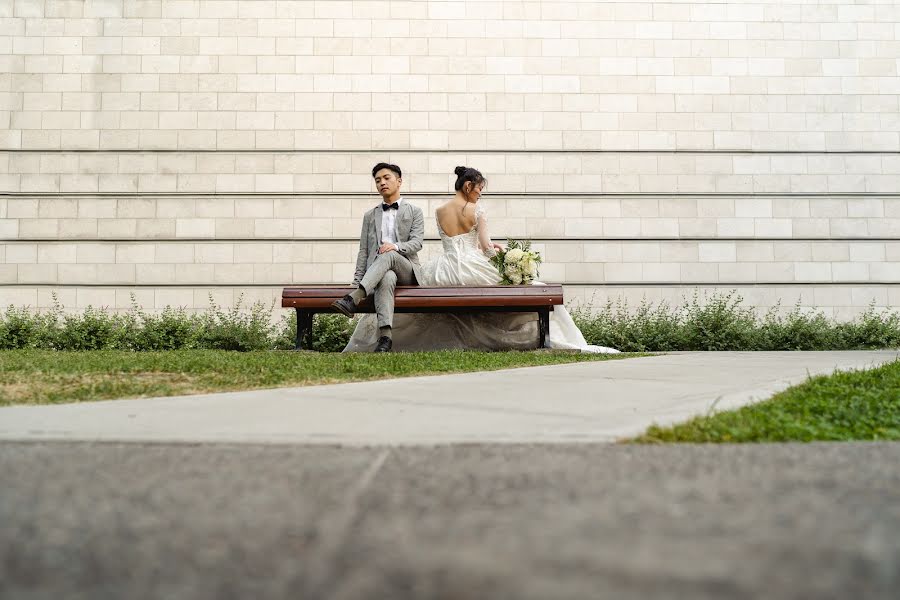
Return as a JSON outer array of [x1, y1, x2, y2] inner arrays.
[[438, 223, 481, 254], [436, 207, 494, 256], [424, 207, 501, 287]]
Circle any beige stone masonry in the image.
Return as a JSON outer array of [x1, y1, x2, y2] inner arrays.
[[2, 1, 899, 316]]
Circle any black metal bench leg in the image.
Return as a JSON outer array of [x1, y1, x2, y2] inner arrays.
[[295, 309, 314, 350], [538, 308, 550, 348]]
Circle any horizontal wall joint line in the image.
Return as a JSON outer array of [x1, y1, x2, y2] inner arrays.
[[5, 192, 900, 199], [3, 148, 900, 155], [4, 237, 900, 244], [2, 282, 900, 289]]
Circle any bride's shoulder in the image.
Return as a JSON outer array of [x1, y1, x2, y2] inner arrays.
[[434, 200, 455, 218]]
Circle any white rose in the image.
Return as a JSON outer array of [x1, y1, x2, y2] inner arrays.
[[526, 259, 538, 276], [509, 272, 522, 284], [505, 248, 525, 263], [505, 263, 522, 279]]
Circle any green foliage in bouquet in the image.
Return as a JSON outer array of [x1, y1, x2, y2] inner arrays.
[[490, 239, 543, 285]]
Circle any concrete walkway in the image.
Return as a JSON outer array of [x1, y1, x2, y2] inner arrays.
[[1, 351, 896, 445]]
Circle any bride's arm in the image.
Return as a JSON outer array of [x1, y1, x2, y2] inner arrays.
[[477, 211, 502, 257]]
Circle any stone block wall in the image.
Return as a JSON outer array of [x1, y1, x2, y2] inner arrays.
[[2, 0, 899, 319]]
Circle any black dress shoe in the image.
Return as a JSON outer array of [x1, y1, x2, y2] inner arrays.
[[374, 336, 393, 352], [331, 295, 356, 317]]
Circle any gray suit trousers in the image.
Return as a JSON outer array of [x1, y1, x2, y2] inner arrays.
[[359, 251, 417, 329]]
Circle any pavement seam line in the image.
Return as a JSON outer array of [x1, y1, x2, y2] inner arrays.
[[355, 449, 391, 496], [305, 449, 391, 598]]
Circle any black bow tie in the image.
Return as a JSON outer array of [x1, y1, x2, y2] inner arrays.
[[382, 203, 399, 211]]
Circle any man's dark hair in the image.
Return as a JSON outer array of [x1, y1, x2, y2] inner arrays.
[[372, 162, 402, 179]]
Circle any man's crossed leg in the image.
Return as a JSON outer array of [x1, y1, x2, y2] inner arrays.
[[332, 251, 416, 351]]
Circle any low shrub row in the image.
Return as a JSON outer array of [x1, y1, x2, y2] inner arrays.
[[1, 292, 898, 353], [571, 292, 900, 351], [0, 294, 354, 353]]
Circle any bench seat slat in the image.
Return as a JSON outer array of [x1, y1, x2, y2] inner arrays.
[[282, 284, 562, 349], [283, 297, 562, 310], [282, 285, 563, 300], [282, 285, 564, 309]]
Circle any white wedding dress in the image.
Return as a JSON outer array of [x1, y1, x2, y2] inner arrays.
[[342, 206, 619, 354]]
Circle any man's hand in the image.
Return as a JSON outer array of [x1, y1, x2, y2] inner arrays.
[[378, 242, 398, 254]]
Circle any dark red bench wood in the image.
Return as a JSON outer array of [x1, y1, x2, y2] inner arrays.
[[281, 285, 565, 350]]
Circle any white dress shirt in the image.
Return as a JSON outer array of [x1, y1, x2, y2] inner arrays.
[[381, 197, 403, 249]]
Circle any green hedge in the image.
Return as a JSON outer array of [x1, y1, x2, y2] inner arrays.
[[1, 291, 899, 353], [571, 291, 900, 351], [0, 294, 355, 353]]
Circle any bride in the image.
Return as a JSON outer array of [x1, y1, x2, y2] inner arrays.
[[343, 166, 619, 354]]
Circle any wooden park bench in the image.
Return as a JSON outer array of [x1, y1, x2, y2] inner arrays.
[[281, 285, 565, 350]]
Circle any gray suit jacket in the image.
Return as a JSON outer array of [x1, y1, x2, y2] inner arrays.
[[352, 200, 425, 287]]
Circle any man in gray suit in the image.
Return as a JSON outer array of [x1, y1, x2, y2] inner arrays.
[[331, 163, 425, 352]]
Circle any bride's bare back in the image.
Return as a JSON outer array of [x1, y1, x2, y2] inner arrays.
[[435, 199, 478, 237], [436, 198, 497, 256]]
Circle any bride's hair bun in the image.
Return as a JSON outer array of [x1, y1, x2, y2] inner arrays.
[[453, 165, 486, 194]]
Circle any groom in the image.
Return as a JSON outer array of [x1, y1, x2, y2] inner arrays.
[[331, 163, 425, 352]]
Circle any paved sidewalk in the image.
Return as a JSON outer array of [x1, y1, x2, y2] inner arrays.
[[1, 351, 897, 445]]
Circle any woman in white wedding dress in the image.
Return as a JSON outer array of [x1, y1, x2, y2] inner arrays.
[[343, 166, 619, 354]]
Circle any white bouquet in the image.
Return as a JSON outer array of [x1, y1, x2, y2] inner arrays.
[[490, 239, 542, 285]]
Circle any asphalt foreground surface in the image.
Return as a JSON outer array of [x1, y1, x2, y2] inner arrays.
[[2, 442, 899, 600]]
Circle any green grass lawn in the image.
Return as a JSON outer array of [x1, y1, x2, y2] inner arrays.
[[0, 349, 638, 406], [632, 359, 900, 443]]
